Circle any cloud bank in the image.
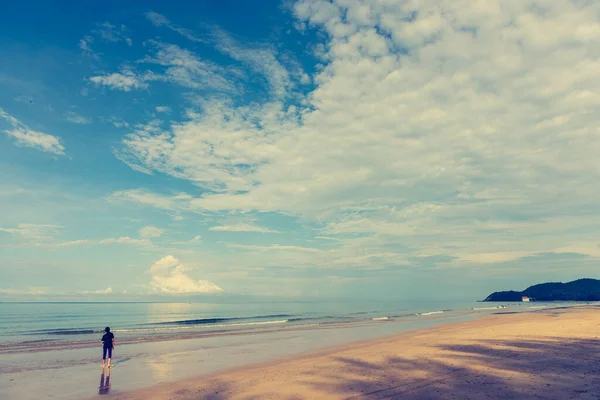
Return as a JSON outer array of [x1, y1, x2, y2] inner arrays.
[[107, 1, 600, 271]]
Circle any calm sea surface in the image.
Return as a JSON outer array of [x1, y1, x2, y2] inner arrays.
[[0, 300, 581, 348]]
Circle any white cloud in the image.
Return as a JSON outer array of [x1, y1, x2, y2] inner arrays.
[[89, 71, 147, 91], [0, 287, 119, 297], [227, 244, 320, 253], [98, 236, 150, 246], [149, 255, 223, 293], [93, 13, 305, 102], [113, 1, 600, 269], [109, 118, 129, 128], [113, 152, 154, 175], [95, 22, 131, 45], [172, 235, 202, 245], [52, 239, 93, 247], [210, 223, 279, 233], [0, 108, 65, 155], [458, 252, 533, 264], [0, 287, 46, 295], [79, 35, 100, 59], [155, 106, 171, 113], [78, 287, 113, 295], [109, 189, 193, 211], [554, 241, 600, 258], [146, 12, 171, 27], [79, 22, 131, 61], [4, 128, 65, 155], [0, 223, 62, 240], [65, 111, 91, 125], [144, 13, 309, 95], [139, 225, 164, 238], [116, 100, 296, 192], [210, 29, 292, 98], [2, 233, 152, 249], [141, 42, 238, 92], [315, 236, 342, 241], [145, 12, 206, 43], [33, 236, 151, 249]]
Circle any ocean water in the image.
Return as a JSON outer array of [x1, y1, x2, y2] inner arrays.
[[0, 299, 580, 350]]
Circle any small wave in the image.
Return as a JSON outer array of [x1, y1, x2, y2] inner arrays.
[[390, 312, 417, 319], [38, 329, 99, 335], [371, 317, 389, 321], [0, 339, 55, 346], [27, 315, 295, 336], [417, 311, 444, 316], [113, 319, 291, 333], [157, 314, 293, 326], [471, 306, 506, 310], [287, 316, 348, 323], [215, 319, 288, 328], [160, 317, 233, 325], [91, 319, 292, 334]]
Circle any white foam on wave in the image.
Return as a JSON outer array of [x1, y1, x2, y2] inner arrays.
[[417, 311, 444, 316], [371, 317, 389, 321], [213, 319, 289, 328], [113, 319, 289, 333], [471, 306, 506, 310]]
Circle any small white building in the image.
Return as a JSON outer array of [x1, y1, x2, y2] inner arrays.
[[522, 296, 531, 302]]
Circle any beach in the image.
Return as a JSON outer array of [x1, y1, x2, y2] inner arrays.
[[90, 305, 600, 400]]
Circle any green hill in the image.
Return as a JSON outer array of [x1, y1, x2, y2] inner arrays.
[[483, 278, 600, 301]]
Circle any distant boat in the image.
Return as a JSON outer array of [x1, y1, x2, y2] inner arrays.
[[521, 296, 531, 302]]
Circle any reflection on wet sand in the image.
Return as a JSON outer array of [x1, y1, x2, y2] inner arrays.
[[149, 354, 173, 381], [98, 367, 111, 395]]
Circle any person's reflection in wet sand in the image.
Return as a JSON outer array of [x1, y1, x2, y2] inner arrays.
[[98, 366, 111, 395]]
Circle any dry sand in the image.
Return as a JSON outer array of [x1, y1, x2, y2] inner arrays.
[[96, 306, 600, 400]]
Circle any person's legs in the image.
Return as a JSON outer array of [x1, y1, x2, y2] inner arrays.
[[107, 347, 112, 367], [102, 347, 107, 368]]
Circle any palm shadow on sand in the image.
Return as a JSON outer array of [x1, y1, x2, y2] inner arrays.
[[199, 336, 600, 399]]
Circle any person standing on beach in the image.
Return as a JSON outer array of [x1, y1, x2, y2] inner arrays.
[[101, 327, 115, 368]]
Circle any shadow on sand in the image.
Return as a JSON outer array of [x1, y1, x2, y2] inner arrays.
[[98, 367, 111, 396], [200, 336, 600, 400]]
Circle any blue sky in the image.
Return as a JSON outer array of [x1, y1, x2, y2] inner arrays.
[[1, 0, 600, 301]]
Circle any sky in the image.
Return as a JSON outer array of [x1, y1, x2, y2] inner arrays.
[[1, 0, 599, 302]]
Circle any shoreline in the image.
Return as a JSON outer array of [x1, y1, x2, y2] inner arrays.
[[0, 310, 478, 356], [92, 305, 600, 400], [1, 302, 578, 356]]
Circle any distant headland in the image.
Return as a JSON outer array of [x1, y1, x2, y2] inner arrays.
[[483, 278, 600, 302]]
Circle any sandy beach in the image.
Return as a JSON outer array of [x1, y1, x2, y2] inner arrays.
[[92, 306, 600, 400]]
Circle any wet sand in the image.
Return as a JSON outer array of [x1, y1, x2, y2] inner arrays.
[[93, 306, 600, 400]]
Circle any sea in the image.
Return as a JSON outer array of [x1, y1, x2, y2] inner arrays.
[[0, 300, 592, 400], [0, 299, 584, 350]]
